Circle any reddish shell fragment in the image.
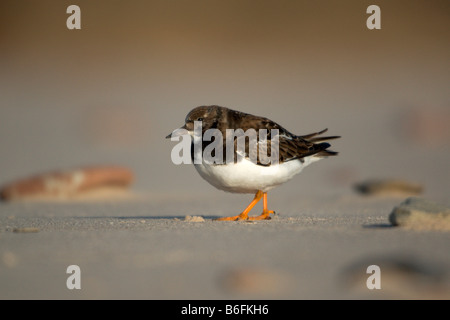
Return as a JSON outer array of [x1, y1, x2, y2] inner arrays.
[[0, 166, 133, 201]]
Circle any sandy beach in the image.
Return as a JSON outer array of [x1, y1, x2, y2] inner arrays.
[[1, 193, 450, 299], [1, 1, 449, 300]]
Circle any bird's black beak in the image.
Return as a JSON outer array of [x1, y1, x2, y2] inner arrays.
[[166, 124, 187, 139]]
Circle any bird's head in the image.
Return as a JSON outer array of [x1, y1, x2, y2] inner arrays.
[[166, 105, 224, 139]]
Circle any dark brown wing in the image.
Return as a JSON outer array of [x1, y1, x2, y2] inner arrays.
[[223, 109, 300, 165], [199, 107, 340, 166], [228, 110, 340, 165]]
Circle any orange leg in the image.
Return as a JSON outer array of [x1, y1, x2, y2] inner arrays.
[[214, 190, 263, 221], [248, 192, 275, 220], [214, 190, 274, 221]]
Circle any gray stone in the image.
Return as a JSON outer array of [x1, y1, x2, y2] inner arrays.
[[389, 197, 450, 230]]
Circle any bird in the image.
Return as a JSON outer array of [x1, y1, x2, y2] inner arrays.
[[166, 105, 340, 221]]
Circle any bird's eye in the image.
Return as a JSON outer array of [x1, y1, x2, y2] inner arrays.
[[197, 117, 203, 122]]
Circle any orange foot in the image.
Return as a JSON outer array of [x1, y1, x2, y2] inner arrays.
[[214, 191, 275, 221]]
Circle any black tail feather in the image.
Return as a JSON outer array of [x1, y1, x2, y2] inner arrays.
[[315, 150, 339, 157], [308, 135, 341, 142], [299, 128, 341, 143], [299, 128, 329, 140]]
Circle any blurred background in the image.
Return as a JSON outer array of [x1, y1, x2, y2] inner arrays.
[[1, 0, 450, 301], [1, 0, 449, 203]]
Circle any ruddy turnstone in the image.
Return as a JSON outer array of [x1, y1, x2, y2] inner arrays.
[[166, 105, 340, 221]]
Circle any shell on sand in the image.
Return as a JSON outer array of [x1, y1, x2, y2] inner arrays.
[[0, 166, 134, 201]]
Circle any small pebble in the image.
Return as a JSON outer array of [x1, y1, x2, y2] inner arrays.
[[389, 197, 450, 230], [184, 215, 205, 222], [13, 227, 40, 233], [354, 179, 423, 196]]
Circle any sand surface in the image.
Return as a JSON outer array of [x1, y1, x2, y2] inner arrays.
[[1, 194, 449, 299], [0, 1, 449, 300]]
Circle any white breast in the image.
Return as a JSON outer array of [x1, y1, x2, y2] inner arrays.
[[194, 156, 322, 194]]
